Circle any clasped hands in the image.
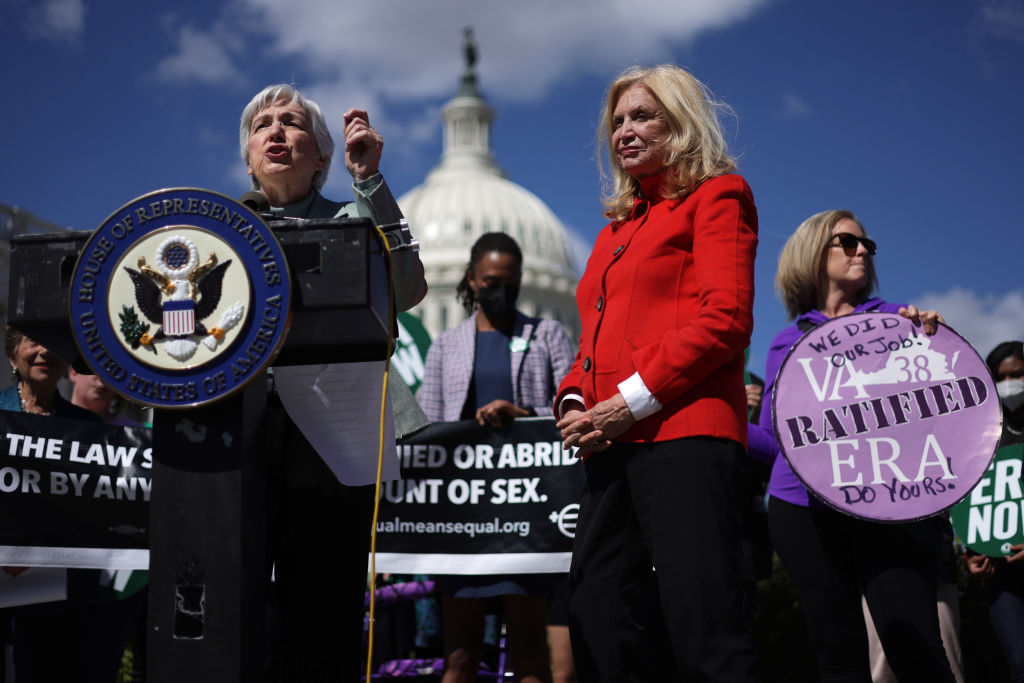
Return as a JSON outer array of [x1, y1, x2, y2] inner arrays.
[[557, 393, 636, 462]]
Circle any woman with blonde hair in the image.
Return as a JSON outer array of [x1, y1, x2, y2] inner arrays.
[[557, 64, 759, 681], [747, 209, 956, 682]]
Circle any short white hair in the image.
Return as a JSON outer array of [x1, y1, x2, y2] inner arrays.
[[239, 84, 335, 191]]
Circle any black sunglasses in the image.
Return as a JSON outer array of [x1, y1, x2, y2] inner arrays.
[[829, 232, 877, 256]]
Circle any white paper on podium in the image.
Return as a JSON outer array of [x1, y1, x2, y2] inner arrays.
[[0, 567, 67, 608], [273, 362, 399, 486]]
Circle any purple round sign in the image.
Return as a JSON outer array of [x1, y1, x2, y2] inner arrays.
[[773, 312, 1002, 522]]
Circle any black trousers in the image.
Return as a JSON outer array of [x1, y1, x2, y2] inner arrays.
[[266, 409, 376, 683], [769, 497, 956, 683], [566, 437, 759, 682]]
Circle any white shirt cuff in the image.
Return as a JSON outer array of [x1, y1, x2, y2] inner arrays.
[[558, 394, 586, 419], [618, 373, 662, 421]]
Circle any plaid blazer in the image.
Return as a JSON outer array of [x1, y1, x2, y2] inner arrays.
[[418, 311, 574, 423]]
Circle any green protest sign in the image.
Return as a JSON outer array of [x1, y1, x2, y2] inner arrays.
[[391, 312, 432, 395], [951, 442, 1024, 557]]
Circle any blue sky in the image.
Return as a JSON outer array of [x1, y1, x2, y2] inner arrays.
[[2, 0, 1023, 374]]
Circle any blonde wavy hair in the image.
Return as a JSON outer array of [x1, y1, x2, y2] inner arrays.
[[598, 64, 737, 221], [775, 210, 879, 319]]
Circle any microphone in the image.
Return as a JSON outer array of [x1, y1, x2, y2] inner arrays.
[[240, 191, 270, 214]]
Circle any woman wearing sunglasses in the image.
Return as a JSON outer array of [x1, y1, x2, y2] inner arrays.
[[748, 209, 956, 682]]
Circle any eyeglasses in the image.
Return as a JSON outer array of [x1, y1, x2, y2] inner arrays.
[[829, 232, 877, 256]]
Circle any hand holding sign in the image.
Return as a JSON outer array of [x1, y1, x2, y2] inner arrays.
[[476, 399, 530, 428], [897, 304, 945, 336]]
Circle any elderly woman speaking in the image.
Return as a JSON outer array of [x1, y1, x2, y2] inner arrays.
[[240, 84, 425, 310], [556, 65, 759, 681], [240, 84, 427, 681]]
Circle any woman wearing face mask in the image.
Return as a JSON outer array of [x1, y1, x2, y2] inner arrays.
[[966, 341, 1024, 681], [418, 232, 575, 683]]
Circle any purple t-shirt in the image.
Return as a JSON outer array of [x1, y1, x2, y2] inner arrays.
[[748, 298, 904, 507]]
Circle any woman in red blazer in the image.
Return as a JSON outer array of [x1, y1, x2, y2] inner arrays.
[[556, 64, 759, 682]]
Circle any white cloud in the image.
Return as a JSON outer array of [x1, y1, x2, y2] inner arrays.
[[974, 0, 1024, 42], [154, 24, 247, 84], [25, 0, 84, 42], [235, 0, 768, 102], [158, 0, 771, 196], [912, 287, 1024, 360], [781, 92, 810, 119], [156, 0, 770, 102]]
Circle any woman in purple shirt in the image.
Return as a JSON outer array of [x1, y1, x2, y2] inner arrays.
[[749, 210, 954, 683]]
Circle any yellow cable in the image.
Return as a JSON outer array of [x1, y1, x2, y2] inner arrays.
[[366, 224, 396, 681]]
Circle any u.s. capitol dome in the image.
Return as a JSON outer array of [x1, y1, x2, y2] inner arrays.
[[399, 34, 579, 342]]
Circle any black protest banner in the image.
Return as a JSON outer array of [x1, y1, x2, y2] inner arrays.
[[0, 410, 151, 568], [373, 417, 583, 575]]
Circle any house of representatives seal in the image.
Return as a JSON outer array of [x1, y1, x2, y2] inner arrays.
[[69, 188, 292, 409]]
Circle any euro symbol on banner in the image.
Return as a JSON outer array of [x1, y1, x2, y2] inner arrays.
[[549, 503, 580, 539]]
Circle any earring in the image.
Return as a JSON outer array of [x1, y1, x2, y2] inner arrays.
[[10, 368, 17, 383]]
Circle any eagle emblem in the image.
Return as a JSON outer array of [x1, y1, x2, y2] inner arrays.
[[120, 235, 245, 361]]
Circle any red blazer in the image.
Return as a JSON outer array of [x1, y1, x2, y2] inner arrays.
[[556, 173, 758, 445]]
